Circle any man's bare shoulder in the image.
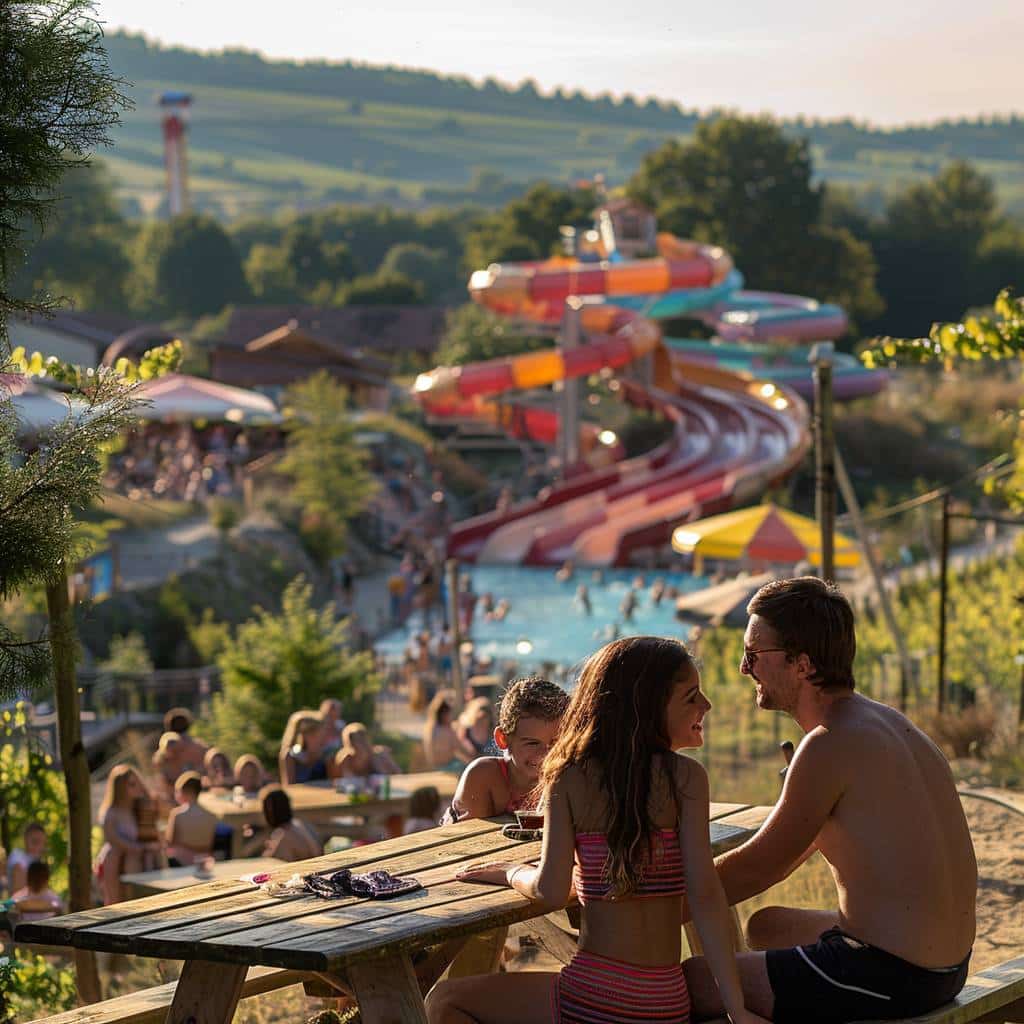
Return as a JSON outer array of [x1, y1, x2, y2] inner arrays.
[[788, 724, 851, 786]]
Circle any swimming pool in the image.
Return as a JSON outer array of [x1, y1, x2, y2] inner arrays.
[[375, 566, 707, 672]]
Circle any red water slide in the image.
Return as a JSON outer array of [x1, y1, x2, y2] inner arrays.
[[414, 244, 811, 566]]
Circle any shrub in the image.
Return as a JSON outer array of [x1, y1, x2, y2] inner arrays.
[[204, 576, 379, 764], [919, 705, 998, 759], [0, 954, 77, 1022], [208, 496, 242, 540]]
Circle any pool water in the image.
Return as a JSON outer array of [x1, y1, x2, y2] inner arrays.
[[375, 566, 708, 673]]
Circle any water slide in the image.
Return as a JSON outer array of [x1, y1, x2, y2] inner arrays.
[[414, 234, 869, 567]]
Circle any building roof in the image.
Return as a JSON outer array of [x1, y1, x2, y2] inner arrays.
[[245, 321, 391, 377], [212, 305, 447, 356], [15, 310, 148, 347]]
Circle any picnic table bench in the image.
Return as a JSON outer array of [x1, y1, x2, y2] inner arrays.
[[16, 802, 762, 1024], [198, 770, 458, 856]]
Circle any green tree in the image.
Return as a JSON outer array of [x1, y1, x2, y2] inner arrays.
[[0, 4, 137, 1002], [277, 371, 377, 565], [434, 302, 547, 367], [243, 241, 295, 303], [205, 576, 379, 765], [870, 161, 1002, 335], [98, 631, 154, 676], [379, 242, 455, 301], [0, 0, 128, 341], [245, 226, 356, 304], [463, 182, 597, 271], [627, 116, 883, 327], [11, 162, 134, 310], [338, 270, 424, 305], [132, 212, 249, 318]]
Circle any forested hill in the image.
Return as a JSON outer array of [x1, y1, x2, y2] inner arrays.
[[102, 32, 1024, 220]]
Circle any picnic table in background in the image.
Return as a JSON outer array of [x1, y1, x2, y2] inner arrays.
[[120, 858, 284, 899], [199, 771, 459, 856], [16, 803, 768, 1024]]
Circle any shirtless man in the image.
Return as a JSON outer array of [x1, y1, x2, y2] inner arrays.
[[684, 576, 977, 1023]]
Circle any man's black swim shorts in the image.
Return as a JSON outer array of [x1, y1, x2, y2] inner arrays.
[[766, 927, 970, 1023]]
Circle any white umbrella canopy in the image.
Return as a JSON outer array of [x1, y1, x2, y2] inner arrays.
[[133, 373, 281, 424], [0, 373, 80, 432]]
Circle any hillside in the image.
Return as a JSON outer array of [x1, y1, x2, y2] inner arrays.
[[103, 33, 1024, 220]]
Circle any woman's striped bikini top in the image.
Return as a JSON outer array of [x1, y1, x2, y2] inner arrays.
[[573, 829, 686, 903]]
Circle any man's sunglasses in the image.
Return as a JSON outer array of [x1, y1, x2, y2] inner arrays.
[[741, 647, 787, 671]]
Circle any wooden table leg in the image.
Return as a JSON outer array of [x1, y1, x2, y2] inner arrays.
[[446, 926, 509, 979], [348, 952, 428, 1024], [165, 960, 247, 1024]]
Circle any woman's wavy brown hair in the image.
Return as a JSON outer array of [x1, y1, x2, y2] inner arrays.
[[540, 636, 697, 898]]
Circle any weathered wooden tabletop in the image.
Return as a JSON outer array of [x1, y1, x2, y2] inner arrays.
[[18, 802, 769, 1024], [120, 857, 285, 897]]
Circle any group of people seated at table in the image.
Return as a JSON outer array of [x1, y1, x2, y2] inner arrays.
[[416, 576, 978, 1024], [80, 697, 406, 906], [278, 702, 400, 784]]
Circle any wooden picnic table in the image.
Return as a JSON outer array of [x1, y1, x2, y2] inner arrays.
[[198, 771, 458, 856], [17, 802, 769, 1024], [120, 858, 284, 898]]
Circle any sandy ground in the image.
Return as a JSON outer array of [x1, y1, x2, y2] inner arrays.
[[962, 795, 1024, 970]]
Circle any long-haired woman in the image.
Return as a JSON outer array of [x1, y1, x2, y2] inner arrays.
[[94, 765, 161, 905], [425, 636, 767, 1024]]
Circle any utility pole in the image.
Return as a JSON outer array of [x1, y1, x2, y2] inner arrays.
[[937, 493, 951, 713], [559, 297, 582, 478], [810, 342, 836, 581]]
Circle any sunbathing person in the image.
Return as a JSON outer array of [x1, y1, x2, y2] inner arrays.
[[426, 636, 767, 1024], [683, 577, 977, 1022], [441, 676, 568, 823]]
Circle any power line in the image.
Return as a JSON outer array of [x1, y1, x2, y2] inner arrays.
[[837, 453, 1015, 527]]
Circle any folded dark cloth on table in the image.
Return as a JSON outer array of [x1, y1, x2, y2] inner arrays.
[[304, 867, 422, 900]]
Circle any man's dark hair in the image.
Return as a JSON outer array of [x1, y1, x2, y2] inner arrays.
[[260, 785, 293, 828], [175, 770, 202, 799], [24, 821, 45, 839], [747, 576, 856, 690], [164, 707, 194, 734]]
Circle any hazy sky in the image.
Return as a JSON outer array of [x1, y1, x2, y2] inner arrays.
[[98, 0, 1021, 126]]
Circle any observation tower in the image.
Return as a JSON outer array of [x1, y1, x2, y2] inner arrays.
[[158, 91, 192, 216]]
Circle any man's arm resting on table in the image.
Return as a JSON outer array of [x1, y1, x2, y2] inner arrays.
[[682, 729, 844, 918]]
